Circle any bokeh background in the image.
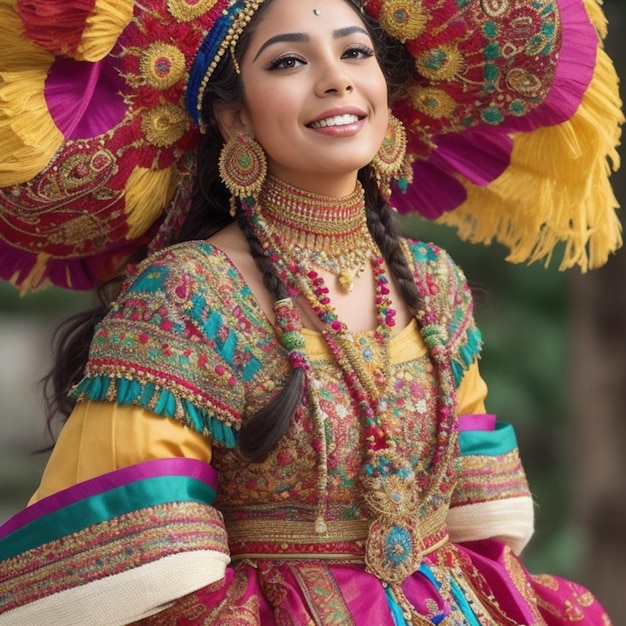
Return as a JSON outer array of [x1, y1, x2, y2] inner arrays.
[[1, 2, 625, 620]]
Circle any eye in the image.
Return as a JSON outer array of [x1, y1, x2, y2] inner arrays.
[[341, 44, 375, 60], [268, 54, 307, 71]]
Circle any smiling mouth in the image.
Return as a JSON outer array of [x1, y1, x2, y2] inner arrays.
[[308, 114, 361, 129]]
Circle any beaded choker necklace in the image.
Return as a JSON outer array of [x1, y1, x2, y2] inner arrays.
[[259, 176, 378, 292]]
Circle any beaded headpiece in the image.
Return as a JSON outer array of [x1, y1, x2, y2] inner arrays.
[[0, 0, 622, 292]]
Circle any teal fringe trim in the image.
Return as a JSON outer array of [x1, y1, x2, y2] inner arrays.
[[451, 326, 482, 387], [71, 376, 238, 449]]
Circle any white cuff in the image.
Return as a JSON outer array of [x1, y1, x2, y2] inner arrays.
[[0, 550, 229, 626], [447, 496, 535, 555]]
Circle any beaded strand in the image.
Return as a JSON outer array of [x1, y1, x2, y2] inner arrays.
[[239, 179, 459, 567], [186, 0, 264, 127]]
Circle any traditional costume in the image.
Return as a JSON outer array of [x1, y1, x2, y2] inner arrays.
[[0, 0, 622, 623]]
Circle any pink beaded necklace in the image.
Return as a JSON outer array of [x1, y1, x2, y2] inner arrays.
[[252, 176, 398, 446], [240, 177, 459, 591]]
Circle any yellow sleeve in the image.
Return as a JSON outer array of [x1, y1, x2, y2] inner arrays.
[[31, 363, 483, 503], [456, 360, 488, 416], [449, 363, 535, 554], [30, 400, 212, 503]]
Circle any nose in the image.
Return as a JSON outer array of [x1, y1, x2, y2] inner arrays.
[[320, 76, 353, 95], [315, 58, 354, 96]]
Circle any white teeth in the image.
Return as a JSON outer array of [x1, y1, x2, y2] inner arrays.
[[310, 114, 359, 128]]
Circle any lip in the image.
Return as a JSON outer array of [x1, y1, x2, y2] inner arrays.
[[305, 106, 367, 128]]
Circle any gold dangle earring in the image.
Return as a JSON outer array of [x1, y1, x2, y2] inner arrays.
[[371, 113, 412, 199], [218, 133, 268, 213]]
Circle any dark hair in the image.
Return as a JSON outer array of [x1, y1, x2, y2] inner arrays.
[[44, 0, 423, 462], [41, 277, 123, 443]]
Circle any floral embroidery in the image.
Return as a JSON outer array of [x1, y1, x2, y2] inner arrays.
[[72, 242, 289, 448], [451, 449, 531, 506], [79, 239, 612, 624], [291, 563, 355, 625]]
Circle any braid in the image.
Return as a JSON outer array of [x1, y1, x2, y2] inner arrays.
[[235, 206, 306, 462], [360, 170, 424, 315], [236, 208, 290, 300]]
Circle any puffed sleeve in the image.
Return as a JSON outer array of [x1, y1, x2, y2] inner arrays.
[[0, 401, 230, 625], [29, 400, 213, 502], [70, 242, 272, 449]]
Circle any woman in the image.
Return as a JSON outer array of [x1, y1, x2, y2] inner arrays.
[[0, 0, 621, 623]]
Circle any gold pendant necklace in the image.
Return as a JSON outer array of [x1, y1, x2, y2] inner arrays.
[[259, 176, 379, 292]]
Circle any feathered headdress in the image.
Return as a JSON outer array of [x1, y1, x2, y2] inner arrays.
[[0, 0, 622, 292]]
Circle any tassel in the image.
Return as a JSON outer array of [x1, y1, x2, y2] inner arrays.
[[583, 0, 608, 38], [12, 252, 52, 295], [72, 375, 240, 448], [78, 0, 134, 61], [439, 43, 623, 271], [0, 2, 63, 186], [17, 0, 133, 61]]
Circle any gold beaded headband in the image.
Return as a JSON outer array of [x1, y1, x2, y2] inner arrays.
[[186, 0, 264, 127]]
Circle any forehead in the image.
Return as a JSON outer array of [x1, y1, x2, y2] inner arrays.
[[250, 0, 366, 40]]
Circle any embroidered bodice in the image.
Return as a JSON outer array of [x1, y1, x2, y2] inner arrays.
[[7, 237, 603, 626], [72, 238, 481, 563]]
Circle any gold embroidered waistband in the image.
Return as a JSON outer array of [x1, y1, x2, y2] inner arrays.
[[229, 534, 450, 563], [227, 517, 449, 562]]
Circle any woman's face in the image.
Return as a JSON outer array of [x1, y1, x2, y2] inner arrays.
[[236, 0, 389, 196]]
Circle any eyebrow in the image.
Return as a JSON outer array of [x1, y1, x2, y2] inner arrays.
[[252, 25, 370, 62]]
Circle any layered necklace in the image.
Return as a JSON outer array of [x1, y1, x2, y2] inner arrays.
[[241, 176, 458, 598], [259, 177, 377, 292]]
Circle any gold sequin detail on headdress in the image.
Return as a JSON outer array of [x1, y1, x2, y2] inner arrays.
[[379, 0, 428, 42], [141, 104, 190, 147], [416, 45, 464, 81], [167, 0, 219, 21], [140, 43, 187, 90]]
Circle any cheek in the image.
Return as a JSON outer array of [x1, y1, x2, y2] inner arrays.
[[246, 90, 294, 135], [374, 105, 390, 144], [249, 117, 292, 165], [361, 63, 388, 105], [248, 94, 301, 143], [374, 73, 390, 109], [373, 75, 390, 135]]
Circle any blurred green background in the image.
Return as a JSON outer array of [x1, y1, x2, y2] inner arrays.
[[0, 0, 624, 620]]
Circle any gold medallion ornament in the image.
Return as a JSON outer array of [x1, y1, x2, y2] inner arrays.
[[141, 104, 189, 148], [140, 43, 187, 90], [218, 133, 268, 200], [361, 450, 424, 584]]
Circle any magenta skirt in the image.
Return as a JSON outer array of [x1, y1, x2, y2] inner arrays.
[[136, 538, 611, 625]]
